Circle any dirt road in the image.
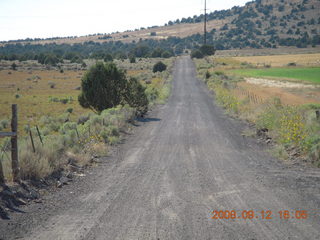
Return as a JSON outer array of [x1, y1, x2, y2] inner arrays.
[[1, 56, 320, 240]]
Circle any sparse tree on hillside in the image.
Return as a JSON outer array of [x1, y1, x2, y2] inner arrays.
[[151, 48, 164, 58], [81, 62, 87, 69], [104, 53, 113, 62], [161, 51, 173, 58], [190, 49, 204, 59], [129, 55, 136, 63], [200, 44, 216, 56], [131, 45, 150, 58]]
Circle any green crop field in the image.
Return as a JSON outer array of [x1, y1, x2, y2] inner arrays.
[[230, 67, 320, 84]]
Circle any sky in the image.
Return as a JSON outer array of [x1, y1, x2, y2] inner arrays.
[[0, 0, 250, 41]]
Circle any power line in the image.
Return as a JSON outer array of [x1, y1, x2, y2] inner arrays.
[[204, 0, 207, 45]]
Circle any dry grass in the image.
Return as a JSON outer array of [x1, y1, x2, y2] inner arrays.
[[232, 53, 320, 67], [0, 58, 174, 182], [235, 82, 320, 106], [215, 47, 320, 57], [0, 69, 90, 135], [0, 58, 171, 135]]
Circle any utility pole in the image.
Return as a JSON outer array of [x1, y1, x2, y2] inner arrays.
[[204, 0, 207, 45]]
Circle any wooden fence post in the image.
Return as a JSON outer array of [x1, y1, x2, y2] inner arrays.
[[316, 110, 320, 121], [29, 126, 36, 153], [75, 127, 80, 140], [0, 154, 5, 184], [36, 125, 43, 146], [11, 104, 20, 183]]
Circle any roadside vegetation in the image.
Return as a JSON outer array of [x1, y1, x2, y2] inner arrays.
[[191, 44, 216, 59], [0, 57, 173, 182], [195, 55, 320, 167]]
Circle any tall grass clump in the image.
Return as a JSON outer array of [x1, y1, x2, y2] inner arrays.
[[256, 103, 307, 147], [211, 83, 239, 114], [0, 105, 136, 181], [204, 69, 241, 115]]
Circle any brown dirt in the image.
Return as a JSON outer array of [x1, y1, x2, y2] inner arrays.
[[237, 81, 320, 106]]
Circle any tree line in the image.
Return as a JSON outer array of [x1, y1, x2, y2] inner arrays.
[[1, 0, 319, 63], [1, 29, 319, 65]]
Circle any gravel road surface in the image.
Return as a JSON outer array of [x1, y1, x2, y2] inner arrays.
[[1, 56, 320, 240]]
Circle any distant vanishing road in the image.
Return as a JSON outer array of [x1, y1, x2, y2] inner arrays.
[[1, 56, 320, 240]]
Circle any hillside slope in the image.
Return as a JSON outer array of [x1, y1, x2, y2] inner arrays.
[[2, 0, 319, 48]]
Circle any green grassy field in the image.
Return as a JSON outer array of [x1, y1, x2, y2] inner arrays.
[[230, 67, 320, 83]]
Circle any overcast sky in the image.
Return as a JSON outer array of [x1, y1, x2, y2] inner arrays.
[[0, 0, 250, 41]]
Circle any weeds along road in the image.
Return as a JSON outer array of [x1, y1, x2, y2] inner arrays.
[[2, 56, 320, 240]]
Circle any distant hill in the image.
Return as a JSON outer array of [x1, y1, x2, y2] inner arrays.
[[0, 0, 319, 61], [2, 0, 319, 49]]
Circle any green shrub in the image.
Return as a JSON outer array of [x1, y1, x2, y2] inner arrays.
[[59, 122, 77, 134], [205, 71, 211, 79], [107, 136, 119, 145], [124, 77, 149, 114], [78, 115, 90, 125], [158, 84, 171, 104], [40, 115, 52, 125], [90, 115, 102, 125], [129, 55, 136, 63], [81, 62, 87, 68], [110, 126, 119, 137], [199, 44, 216, 56], [57, 113, 70, 123], [145, 87, 159, 102], [278, 107, 307, 146], [79, 62, 127, 112], [41, 127, 50, 136], [214, 71, 224, 76], [256, 104, 280, 131], [48, 122, 60, 132], [161, 51, 173, 58], [191, 49, 204, 59], [11, 63, 17, 70], [310, 142, 320, 166], [60, 98, 68, 104], [48, 81, 56, 89], [100, 129, 109, 142], [0, 119, 9, 129], [153, 61, 167, 73], [66, 108, 73, 113], [213, 84, 239, 114], [19, 136, 65, 180], [104, 54, 113, 62]]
